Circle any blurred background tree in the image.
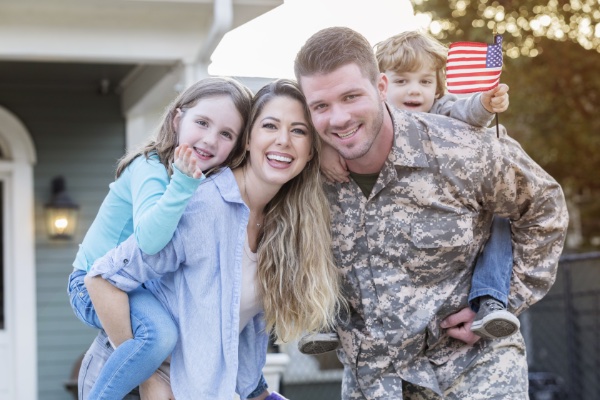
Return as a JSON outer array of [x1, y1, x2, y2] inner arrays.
[[412, 0, 600, 250]]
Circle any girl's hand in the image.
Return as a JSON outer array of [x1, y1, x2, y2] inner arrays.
[[481, 83, 509, 114], [320, 142, 350, 183], [174, 144, 203, 179]]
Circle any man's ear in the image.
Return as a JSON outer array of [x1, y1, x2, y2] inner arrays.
[[377, 73, 388, 102]]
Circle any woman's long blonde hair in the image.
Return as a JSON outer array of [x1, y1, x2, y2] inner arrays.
[[232, 79, 345, 342], [115, 76, 253, 178]]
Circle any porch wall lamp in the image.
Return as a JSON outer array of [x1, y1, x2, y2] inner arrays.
[[45, 176, 79, 240]]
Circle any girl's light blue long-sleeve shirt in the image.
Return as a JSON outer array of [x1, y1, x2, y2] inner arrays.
[[88, 168, 268, 400], [73, 154, 202, 271]]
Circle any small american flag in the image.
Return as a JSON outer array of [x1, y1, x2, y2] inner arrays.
[[446, 35, 503, 94]]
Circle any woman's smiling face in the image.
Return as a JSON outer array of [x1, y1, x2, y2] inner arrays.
[[246, 95, 313, 187]]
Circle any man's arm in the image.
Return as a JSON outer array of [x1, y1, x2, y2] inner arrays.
[[481, 133, 569, 315], [442, 130, 567, 343]]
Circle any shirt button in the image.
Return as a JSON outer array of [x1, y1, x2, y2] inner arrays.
[[123, 259, 129, 264]]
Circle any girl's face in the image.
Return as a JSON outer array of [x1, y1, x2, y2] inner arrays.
[[384, 64, 438, 113], [247, 95, 313, 187], [173, 95, 244, 171]]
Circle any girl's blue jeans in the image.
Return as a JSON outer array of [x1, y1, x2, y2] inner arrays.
[[468, 216, 513, 309], [68, 268, 178, 399], [68, 269, 268, 399]]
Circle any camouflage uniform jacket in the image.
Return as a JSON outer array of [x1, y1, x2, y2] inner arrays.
[[325, 106, 569, 397]]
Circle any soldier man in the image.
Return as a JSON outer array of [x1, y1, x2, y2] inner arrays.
[[294, 27, 569, 399]]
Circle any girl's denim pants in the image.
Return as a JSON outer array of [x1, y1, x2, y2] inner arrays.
[[68, 268, 178, 399]]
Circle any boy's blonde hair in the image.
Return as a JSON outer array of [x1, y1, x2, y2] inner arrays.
[[375, 30, 448, 98]]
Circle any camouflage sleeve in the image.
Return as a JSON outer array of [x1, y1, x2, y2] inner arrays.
[[478, 132, 569, 315]]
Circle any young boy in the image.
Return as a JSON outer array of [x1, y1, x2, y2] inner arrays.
[[299, 30, 520, 355]]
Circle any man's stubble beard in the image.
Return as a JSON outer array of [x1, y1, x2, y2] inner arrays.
[[335, 101, 385, 161]]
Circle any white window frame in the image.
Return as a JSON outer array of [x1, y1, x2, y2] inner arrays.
[[0, 106, 37, 400]]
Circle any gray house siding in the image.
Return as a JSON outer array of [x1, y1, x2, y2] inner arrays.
[[0, 84, 127, 399]]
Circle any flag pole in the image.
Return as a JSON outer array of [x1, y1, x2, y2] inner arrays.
[[495, 107, 500, 138], [494, 27, 500, 138]]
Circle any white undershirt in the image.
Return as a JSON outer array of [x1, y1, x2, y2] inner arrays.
[[239, 235, 263, 332]]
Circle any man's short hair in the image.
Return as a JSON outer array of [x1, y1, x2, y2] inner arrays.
[[294, 26, 380, 85], [375, 30, 447, 98]]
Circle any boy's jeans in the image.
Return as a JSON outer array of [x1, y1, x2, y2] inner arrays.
[[468, 216, 513, 309], [68, 269, 178, 399]]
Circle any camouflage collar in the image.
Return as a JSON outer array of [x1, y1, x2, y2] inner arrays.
[[386, 104, 429, 169]]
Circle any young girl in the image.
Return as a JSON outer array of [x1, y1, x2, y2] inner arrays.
[[67, 76, 254, 399], [83, 79, 344, 399]]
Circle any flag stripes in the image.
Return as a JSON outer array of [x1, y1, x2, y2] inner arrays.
[[446, 35, 503, 94]]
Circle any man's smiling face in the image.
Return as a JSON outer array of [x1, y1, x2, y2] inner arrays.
[[300, 63, 387, 163]]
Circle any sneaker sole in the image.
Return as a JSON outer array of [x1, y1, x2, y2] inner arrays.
[[471, 310, 521, 339], [299, 341, 340, 355], [298, 333, 340, 355]]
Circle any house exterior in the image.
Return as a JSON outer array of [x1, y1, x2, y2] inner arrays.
[[0, 1, 282, 399]]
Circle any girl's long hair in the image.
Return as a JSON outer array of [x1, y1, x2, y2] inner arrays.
[[115, 76, 253, 178], [234, 79, 345, 342]]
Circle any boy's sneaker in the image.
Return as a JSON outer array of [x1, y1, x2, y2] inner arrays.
[[470, 296, 521, 339], [298, 332, 340, 355]]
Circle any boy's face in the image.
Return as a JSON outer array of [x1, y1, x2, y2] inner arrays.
[[385, 66, 438, 113]]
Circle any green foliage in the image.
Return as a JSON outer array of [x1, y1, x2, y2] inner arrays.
[[412, 0, 600, 247], [501, 39, 600, 248], [413, 0, 600, 56], [503, 37, 600, 192]]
